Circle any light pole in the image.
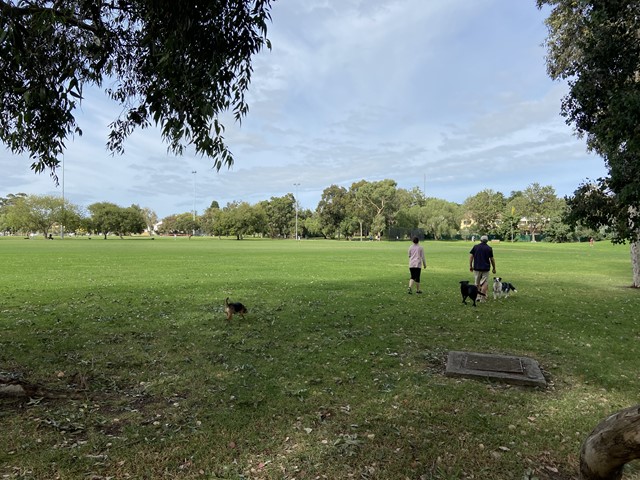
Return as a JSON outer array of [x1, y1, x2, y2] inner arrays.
[[191, 171, 197, 220], [191, 170, 197, 236], [61, 154, 65, 239], [293, 183, 300, 240]]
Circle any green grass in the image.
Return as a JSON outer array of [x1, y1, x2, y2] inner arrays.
[[1, 237, 639, 479]]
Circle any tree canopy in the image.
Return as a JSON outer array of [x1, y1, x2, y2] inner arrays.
[[538, 0, 640, 236], [2, 194, 82, 237], [539, 0, 640, 285], [87, 202, 145, 238], [463, 189, 505, 234], [0, 0, 273, 179]]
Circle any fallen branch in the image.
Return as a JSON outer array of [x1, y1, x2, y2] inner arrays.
[[0, 373, 44, 398], [580, 405, 640, 480], [0, 373, 83, 399]]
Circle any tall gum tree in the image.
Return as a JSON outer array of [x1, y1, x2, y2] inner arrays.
[[538, 0, 640, 287]]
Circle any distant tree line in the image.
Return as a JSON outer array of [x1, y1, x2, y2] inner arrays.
[[1, 180, 603, 242], [0, 194, 156, 239]]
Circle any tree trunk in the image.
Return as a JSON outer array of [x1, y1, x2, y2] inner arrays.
[[580, 404, 640, 480], [631, 240, 640, 288]]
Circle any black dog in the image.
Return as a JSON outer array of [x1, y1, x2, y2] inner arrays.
[[459, 280, 485, 307]]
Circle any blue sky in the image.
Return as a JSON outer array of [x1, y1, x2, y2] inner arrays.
[[1, 0, 608, 218]]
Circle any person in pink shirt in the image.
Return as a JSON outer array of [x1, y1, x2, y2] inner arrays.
[[407, 236, 427, 294]]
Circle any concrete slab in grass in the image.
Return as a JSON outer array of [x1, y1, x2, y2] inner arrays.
[[445, 351, 547, 388]]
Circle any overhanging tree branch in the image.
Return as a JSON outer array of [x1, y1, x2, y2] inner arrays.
[[0, 0, 273, 179]]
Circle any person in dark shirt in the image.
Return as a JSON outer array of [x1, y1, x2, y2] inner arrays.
[[469, 235, 496, 300]]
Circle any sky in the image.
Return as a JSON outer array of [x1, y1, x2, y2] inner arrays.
[[1, 0, 609, 219]]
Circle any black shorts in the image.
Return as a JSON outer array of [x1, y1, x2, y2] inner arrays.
[[409, 267, 422, 283]]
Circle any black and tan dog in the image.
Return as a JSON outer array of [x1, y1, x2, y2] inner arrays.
[[224, 297, 247, 321], [459, 280, 486, 307]]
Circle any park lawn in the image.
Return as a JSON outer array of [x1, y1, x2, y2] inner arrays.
[[0, 236, 639, 479]]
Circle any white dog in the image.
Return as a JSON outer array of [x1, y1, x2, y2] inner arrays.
[[493, 277, 517, 299]]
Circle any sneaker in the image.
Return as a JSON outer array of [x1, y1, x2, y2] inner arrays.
[[416, 290, 423, 294], [407, 289, 412, 294]]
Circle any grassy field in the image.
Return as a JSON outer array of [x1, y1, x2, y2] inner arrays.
[[1, 236, 639, 479]]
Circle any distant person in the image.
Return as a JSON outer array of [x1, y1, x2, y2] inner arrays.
[[589, 237, 594, 247], [469, 235, 496, 300], [408, 236, 427, 294]]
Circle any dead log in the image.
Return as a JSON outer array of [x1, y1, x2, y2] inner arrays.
[[580, 405, 640, 480], [0, 373, 83, 399], [0, 374, 42, 398]]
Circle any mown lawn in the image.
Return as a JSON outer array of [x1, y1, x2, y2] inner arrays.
[[0, 236, 639, 479]]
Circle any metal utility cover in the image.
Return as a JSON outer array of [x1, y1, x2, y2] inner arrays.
[[464, 354, 524, 374], [445, 351, 547, 388]]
